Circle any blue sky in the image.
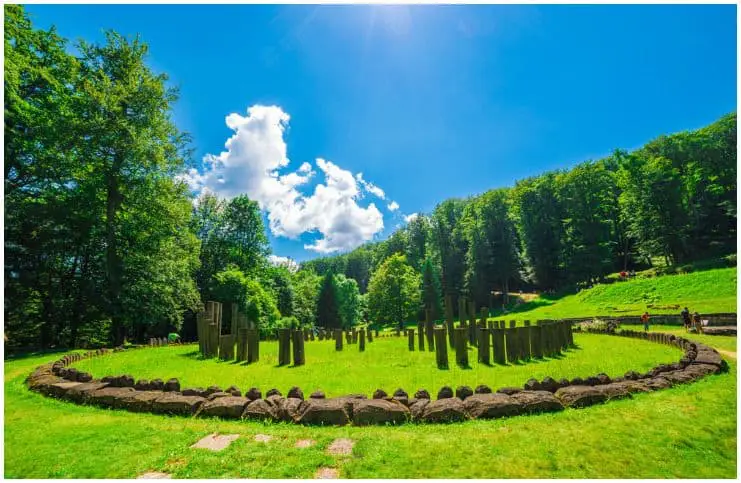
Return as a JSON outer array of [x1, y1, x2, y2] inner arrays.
[[25, 4, 737, 262]]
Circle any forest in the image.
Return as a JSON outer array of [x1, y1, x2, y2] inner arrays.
[[4, 5, 737, 350]]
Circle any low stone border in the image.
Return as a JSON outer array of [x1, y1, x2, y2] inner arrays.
[[25, 331, 728, 426]]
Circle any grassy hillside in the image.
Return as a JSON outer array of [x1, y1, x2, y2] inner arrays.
[[495, 267, 737, 321]]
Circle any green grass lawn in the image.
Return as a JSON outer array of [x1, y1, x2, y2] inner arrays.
[[4, 346, 737, 478], [494, 267, 737, 321], [73, 333, 682, 397]]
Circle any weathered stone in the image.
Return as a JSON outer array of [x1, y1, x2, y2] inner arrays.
[[569, 377, 585, 386], [524, 378, 541, 391], [644, 377, 673, 390], [242, 398, 280, 421], [134, 379, 151, 391], [204, 385, 222, 396], [182, 387, 206, 397], [624, 371, 641, 381], [119, 390, 163, 412], [163, 378, 180, 392], [310, 390, 326, 399], [46, 381, 83, 398], [287, 386, 304, 400], [540, 377, 560, 392], [455, 386, 473, 400], [207, 392, 230, 400], [352, 399, 410, 426], [496, 386, 522, 396], [414, 389, 430, 400], [190, 433, 240, 452], [511, 390, 564, 413], [474, 384, 492, 394], [225, 385, 241, 396], [693, 350, 724, 368], [77, 372, 93, 383], [437, 386, 454, 399], [409, 399, 430, 421], [64, 381, 110, 403], [196, 396, 250, 419], [87, 387, 137, 408], [554, 386, 608, 408], [266, 388, 282, 398], [148, 379, 164, 391], [105, 375, 135, 388], [421, 397, 469, 423], [392, 388, 408, 399], [28, 374, 64, 393], [296, 398, 350, 426], [662, 370, 696, 385], [463, 393, 524, 419], [246, 387, 262, 401], [596, 373, 611, 385], [152, 393, 205, 415], [596, 383, 632, 401], [372, 389, 387, 399], [557, 378, 570, 388]]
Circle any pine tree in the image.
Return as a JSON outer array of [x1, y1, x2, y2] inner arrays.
[[422, 258, 443, 321], [316, 272, 342, 329]]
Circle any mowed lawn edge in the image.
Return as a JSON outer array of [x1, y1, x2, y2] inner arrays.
[[71, 333, 683, 397], [3, 349, 737, 478]]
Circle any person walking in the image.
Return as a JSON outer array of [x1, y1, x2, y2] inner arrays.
[[692, 312, 703, 334], [641, 312, 650, 332], [681, 307, 691, 331]]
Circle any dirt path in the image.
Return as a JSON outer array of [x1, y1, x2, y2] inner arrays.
[[716, 349, 736, 359]]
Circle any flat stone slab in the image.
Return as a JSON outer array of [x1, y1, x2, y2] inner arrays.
[[190, 433, 239, 452], [295, 439, 315, 448], [315, 467, 340, 479], [254, 434, 272, 443], [137, 472, 171, 479], [703, 326, 737, 336], [326, 438, 354, 456]]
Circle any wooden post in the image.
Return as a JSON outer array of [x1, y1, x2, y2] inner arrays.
[[367, 328, 373, 343], [445, 294, 455, 348], [425, 309, 435, 351], [219, 335, 234, 360], [505, 325, 518, 364], [292, 329, 305, 366], [477, 323, 490, 365], [480, 307, 488, 325], [278, 328, 291, 366], [247, 328, 259, 363], [237, 328, 248, 362], [532, 321, 544, 359], [408, 329, 415, 351], [454, 327, 468, 367], [434, 328, 449, 369], [417, 322, 425, 351], [468, 300, 477, 346], [335, 329, 343, 351], [492, 327, 506, 364], [359, 329, 366, 351], [521, 321, 532, 361]]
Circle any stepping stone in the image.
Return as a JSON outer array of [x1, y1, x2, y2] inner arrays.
[[315, 467, 340, 479], [295, 439, 316, 448], [254, 434, 272, 443], [190, 433, 239, 452], [326, 438, 354, 456], [137, 472, 171, 479]]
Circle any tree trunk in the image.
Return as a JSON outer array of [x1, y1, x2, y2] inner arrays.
[[106, 158, 125, 345]]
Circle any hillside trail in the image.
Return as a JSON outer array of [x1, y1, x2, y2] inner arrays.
[[716, 348, 736, 359]]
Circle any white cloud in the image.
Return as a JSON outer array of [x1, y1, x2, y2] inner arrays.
[[388, 201, 399, 212], [356, 173, 386, 200], [186, 105, 388, 254], [404, 213, 419, 223], [268, 254, 299, 273]]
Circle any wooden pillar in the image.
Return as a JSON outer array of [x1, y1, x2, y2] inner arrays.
[[454, 327, 468, 367], [334, 329, 343, 351], [492, 328, 506, 364], [278, 328, 291, 366], [522, 321, 532, 361], [434, 328, 449, 369], [292, 329, 305, 366], [359, 329, 366, 351], [477, 323, 490, 365], [532, 321, 544, 359], [417, 322, 425, 351], [445, 294, 455, 348], [352, 329, 358, 344], [505, 325, 518, 364], [247, 328, 259, 363], [219, 335, 234, 361], [425, 309, 435, 351], [367, 328, 373, 343], [236, 328, 248, 362], [408, 329, 415, 351], [480, 307, 489, 325]]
